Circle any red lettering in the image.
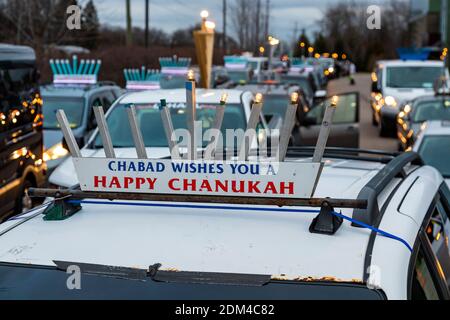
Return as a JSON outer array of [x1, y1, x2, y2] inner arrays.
[[94, 176, 106, 188], [199, 180, 212, 192], [183, 179, 196, 190], [136, 177, 146, 189], [248, 181, 261, 193], [168, 178, 180, 191], [231, 181, 245, 193], [109, 176, 121, 188], [124, 177, 133, 189], [280, 182, 294, 195], [215, 180, 228, 192], [146, 178, 157, 190], [263, 182, 278, 194]]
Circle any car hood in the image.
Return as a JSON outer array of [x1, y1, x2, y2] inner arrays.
[[383, 88, 434, 104], [43, 130, 63, 150], [49, 147, 171, 187]]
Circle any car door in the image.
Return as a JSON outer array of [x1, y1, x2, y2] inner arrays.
[[298, 92, 359, 148], [410, 185, 450, 300]]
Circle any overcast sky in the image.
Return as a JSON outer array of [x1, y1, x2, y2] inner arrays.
[[91, 0, 395, 41]]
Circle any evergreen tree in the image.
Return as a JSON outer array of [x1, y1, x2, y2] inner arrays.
[[313, 33, 328, 54], [81, 0, 100, 49], [293, 31, 310, 57]]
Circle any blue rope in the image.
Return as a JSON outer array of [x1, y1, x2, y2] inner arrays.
[[67, 200, 413, 252]]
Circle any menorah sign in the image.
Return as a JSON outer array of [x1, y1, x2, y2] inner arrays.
[[55, 73, 337, 199], [124, 67, 161, 90], [50, 56, 101, 85]]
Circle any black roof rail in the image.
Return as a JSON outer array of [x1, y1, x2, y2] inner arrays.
[[285, 146, 400, 164], [352, 151, 423, 227]]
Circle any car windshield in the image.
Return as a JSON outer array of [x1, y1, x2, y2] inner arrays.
[[227, 70, 249, 83], [263, 95, 289, 117], [280, 76, 313, 98], [0, 263, 386, 300], [418, 135, 450, 177], [42, 96, 84, 129], [412, 99, 450, 123], [386, 66, 444, 89], [93, 102, 247, 148]]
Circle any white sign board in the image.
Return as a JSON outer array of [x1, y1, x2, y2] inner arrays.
[[73, 158, 322, 199]]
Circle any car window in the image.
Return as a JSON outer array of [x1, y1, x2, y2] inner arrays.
[[305, 93, 358, 125], [412, 99, 450, 123], [94, 102, 247, 148], [425, 200, 450, 286], [88, 97, 103, 130], [418, 135, 450, 178], [411, 245, 441, 300], [0, 66, 40, 131], [386, 66, 443, 89], [102, 91, 116, 111], [42, 96, 84, 129]]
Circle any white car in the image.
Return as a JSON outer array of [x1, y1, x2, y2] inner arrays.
[[0, 150, 449, 299], [49, 88, 268, 188], [371, 60, 449, 137], [413, 120, 450, 187]]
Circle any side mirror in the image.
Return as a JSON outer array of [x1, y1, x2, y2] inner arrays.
[[62, 136, 84, 151]]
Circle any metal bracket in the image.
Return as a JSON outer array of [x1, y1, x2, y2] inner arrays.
[[43, 198, 82, 221], [309, 200, 343, 235]]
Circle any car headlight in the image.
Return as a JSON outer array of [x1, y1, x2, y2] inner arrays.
[[384, 96, 397, 107], [43, 142, 69, 162]]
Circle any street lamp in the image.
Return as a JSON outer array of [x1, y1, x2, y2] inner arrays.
[[194, 10, 215, 88], [268, 36, 280, 73]]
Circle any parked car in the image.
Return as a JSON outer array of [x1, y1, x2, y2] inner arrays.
[[396, 95, 450, 150], [413, 120, 450, 187], [48, 88, 272, 188], [41, 82, 122, 172], [0, 44, 46, 219], [1, 150, 449, 299], [370, 59, 449, 137]]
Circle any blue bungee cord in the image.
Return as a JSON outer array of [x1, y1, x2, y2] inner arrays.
[[67, 199, 413, 252]]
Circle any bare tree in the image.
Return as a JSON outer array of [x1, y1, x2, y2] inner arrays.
[[230, 0, 265, 51]]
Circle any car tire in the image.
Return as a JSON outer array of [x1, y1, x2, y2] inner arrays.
[[14, 179, 36, 215]]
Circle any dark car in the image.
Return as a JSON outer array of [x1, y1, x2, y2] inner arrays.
[[396, 95, 450, 151], [0, 44, 46, 219]]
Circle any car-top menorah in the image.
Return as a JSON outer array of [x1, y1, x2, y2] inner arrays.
[[29, 71, 367, 235]]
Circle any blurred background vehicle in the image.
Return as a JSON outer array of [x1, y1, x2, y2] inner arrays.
[[370, 59, 449, 137], [0, 44, 46, 219], [48, 88, 273, 188], [396, 95, 450, 151], [413, 120, 450, 187]]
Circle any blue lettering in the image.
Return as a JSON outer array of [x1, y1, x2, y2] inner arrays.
[[108, 161, 116, 171]]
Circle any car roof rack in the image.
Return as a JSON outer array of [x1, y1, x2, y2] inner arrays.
[[352, 151, 423, 226], [285, 146, 400, 164]]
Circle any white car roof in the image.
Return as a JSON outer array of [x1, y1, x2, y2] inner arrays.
[[2, 155, 443, 299], [119, 89, 247, 105], [413, 120, 450, 151], [380, 60, 445, 67]]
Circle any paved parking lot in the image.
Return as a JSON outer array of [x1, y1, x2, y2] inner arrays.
[[327, 73, 398, 152]]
